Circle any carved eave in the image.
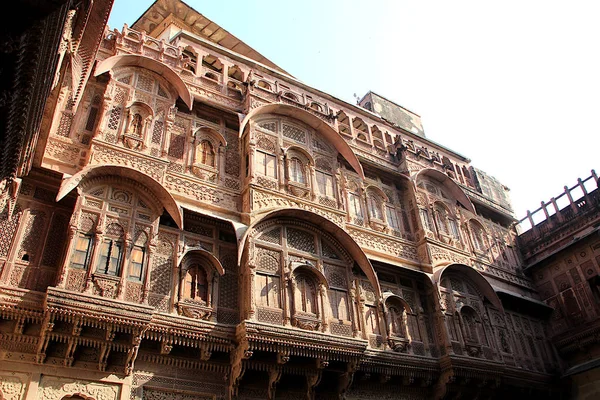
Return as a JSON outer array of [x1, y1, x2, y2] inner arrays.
[[240, 321, 367, 362], [146, 313, 235, 353], [501, 365, 559, 390], [0, 287, 45, 320], [45, 287, 154, 329], [360, 349, 440, 380]]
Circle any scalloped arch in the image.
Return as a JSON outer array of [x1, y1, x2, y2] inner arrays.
[[95, 54, 193, 108], [239, 208, 382, 300], [240, 104, 364, 179], [56, 165, 183, 229]]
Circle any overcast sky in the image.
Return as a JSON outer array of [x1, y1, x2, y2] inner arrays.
[[108, 0, 599, 221]]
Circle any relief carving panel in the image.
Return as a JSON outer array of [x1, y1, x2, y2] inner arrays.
[[38, 376, 120, 400]]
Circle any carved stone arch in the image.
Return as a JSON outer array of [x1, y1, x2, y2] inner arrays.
[[383, 292, 414, 314], [291, 262, 329, 290], [194, 126, 227, 147], [95, 54, 193, 108], [56, 165, 183, 228], [414, 168, 475, 213], [468, 218, 488, 234], [365, 185, 389, 202], [240, 104, 365, 179], [125, 100, 154, 117], [284, 145, 314, 166], [178, 247, 225, 276], [239, 208, 382, 299], [62, 394, 95, 400], [433, 263, 504, 312]]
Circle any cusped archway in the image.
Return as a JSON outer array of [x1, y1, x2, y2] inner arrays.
[[95, 54, 193, 108], [178, 247, 225, 276], [56, 165, 183, 228], [240, 103, 365, 179], [239, 208, 382, 298], [432, 263, 504, 311], [414, 168, 475, 213]]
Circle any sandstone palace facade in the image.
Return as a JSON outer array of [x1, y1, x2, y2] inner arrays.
[[0, 1, 599, 399]]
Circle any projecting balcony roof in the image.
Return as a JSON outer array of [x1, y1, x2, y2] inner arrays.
[[132, 0, 289, 75]]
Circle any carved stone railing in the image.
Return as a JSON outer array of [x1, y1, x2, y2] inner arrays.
[[106, 25, 184, 70], [518, 171, 600, 264]]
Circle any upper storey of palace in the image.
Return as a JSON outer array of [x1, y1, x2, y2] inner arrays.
[[117, 0, 513, 220]]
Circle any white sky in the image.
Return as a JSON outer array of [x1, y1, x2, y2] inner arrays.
[[109, 0, 600, 220]]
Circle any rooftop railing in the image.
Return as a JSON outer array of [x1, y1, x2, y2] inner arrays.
[[517, 170, 599, 235]]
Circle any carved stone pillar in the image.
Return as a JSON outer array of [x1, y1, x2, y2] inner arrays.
[[285, 274, 296, 326], [211, 274, 219, 322], [308, 164, 317, 200], [117, 236, 133, 300], [141, 237, 157, 304], [278, 152, 285, 190], [218, 146, 226, 185], [319, 283, 328, 332], [248, 139, 256, 181], [56, 224, 78, 288], [185, 136, 195, 172], [83, 229, 104, 293], [221, 63, 230, 94], [247, 260, 257, 321], [354, 280, 368, 340]]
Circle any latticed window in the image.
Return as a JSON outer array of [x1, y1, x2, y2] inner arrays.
[[197, 140, 215, 167], [184, 265, 208, 301], [288, 158, 306, 184], [316, 171, 334, 197], [256, 151, 277, 178], [96, 238, 123, 276], [70, 234, 92, 269]]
